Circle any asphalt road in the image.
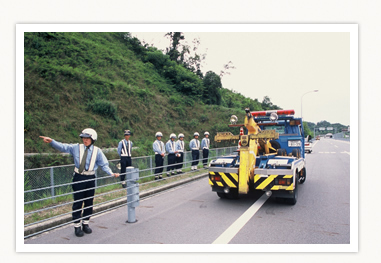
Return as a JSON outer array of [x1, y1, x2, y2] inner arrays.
[[25, 138, 351, 245]]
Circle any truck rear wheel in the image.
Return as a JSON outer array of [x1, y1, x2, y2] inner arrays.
[[217, 192, 226, 198], [286, 180, 298, 205], [299, 167, 306, 184], [217, 189, 239, 199]]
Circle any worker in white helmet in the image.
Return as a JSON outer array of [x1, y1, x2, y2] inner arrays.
[[39, 128, 119, 238], [153, 132, 165, 180], [201, 131, 210, 167], [189, 132, 200, 170], [165, 133, 178, 175], [117, 130, 133, 188], [175, 133, 185, 173]]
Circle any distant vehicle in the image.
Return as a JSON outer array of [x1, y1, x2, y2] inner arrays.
[[316, 135, 320, 140], [325, 133, 333, 138], [305, 136, 312, 153]]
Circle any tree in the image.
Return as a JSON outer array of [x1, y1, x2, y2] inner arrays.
[[203, 71, 222, 105], [261, 96, 281, 110], [219, 61, 236, 78], [165, 32, 185, 63], [165, 33, 206, 78]]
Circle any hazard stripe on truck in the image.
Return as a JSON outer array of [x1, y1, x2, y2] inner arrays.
[[209, 172, 238, 188]]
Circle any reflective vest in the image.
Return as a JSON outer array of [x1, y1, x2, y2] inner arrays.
[[74, 144, 99, 175], [121, 140, 132, 157]]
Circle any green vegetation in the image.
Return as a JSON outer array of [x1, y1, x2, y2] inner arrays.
[[24, 32, 346, 167], [23, 32, 276, 167]]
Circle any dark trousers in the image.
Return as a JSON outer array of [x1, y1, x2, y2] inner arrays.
[[167, 153, 176, 171], [155, 154, 164, 176], [202, 149, 209, 165], [176, 153, 184, 169], [120, 156, 132, 181], [192, 150, 199, 166], [72, 173, 95, 224]]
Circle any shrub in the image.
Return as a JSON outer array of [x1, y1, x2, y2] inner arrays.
[[87, 99, 119, 121], [24, 111, 32, 131]]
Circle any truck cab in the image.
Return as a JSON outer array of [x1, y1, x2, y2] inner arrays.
[[253, 112, 305, 158]]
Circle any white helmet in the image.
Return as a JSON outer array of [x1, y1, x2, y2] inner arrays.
[[155, 131, 163, 138], [204, 131, 210, 136], [80, 128, 98, 141], [178, 133, 185, 138], [194, 132, 199, 137], [170, 133, 177, 139]]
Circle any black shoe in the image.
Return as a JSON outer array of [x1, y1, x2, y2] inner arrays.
[[122, 183, 127, 188], [75, 227, 84, 237], [82, 224, 92, 234]]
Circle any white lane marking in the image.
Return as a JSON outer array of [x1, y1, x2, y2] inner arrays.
[[212, 194, 269, 244], [341, 151, 350, 155], [334, 145, 338, 148]]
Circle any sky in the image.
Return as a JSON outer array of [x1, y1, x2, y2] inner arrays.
[[132, 31, 352, 126]]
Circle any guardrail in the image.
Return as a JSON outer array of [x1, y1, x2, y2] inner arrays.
[[24, 146, 238, 238]]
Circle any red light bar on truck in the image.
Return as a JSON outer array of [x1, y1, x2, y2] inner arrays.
[[251, 109, 295, 117]]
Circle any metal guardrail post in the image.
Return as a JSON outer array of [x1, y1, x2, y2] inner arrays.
[[126, 167, 139, 223], [50, 167, 55, 198], [150, 155, 153, 175]]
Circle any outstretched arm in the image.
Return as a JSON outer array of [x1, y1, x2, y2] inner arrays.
[[39, 136, 53, 143]]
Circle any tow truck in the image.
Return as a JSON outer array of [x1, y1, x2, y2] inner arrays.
[[208, 108, 306, 205]]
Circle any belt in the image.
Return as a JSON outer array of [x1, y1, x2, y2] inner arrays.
[[74, 167, 95, 175]]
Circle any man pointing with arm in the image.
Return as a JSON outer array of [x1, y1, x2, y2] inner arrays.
[[40, 128, 119, 238]]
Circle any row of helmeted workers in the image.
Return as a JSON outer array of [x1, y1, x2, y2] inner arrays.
[[39, 128, 210, 238], [118, 130, 210, 182]]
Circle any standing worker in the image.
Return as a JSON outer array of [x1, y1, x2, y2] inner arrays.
[[39, 128, 119, 237], [201, 131, 210, 167], [189, 132, 200, 170], [175, 133, 185, 174], [153, 132, 166, 180], [166, 133, 178, 176], [117, 130, 133, 188]]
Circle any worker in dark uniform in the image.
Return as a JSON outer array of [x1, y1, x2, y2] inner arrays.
[[153, 131, 165, 180], [201, 131, 210, 167], [189, 132, 200, 170], [175, 133, 185, 173], [39, 128, 119, 237], [117, 130, 133, 188]]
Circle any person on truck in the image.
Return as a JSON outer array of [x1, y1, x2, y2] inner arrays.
[[39, 128, 119, 237], [117, 130, 133, 188], [189, 132, 200, 170]]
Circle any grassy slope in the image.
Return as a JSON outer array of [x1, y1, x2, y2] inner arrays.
[[24, 32, 244, 167]]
